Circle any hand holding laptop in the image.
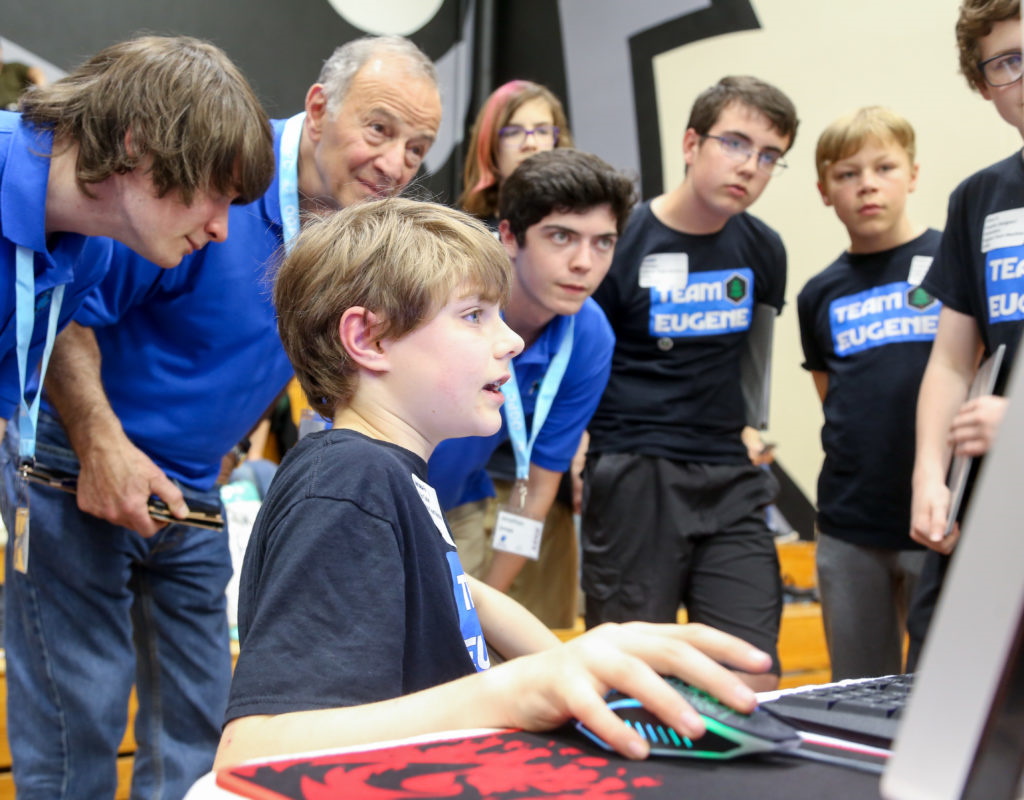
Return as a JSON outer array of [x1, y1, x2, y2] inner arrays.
[[940, 343, 1006, 543], [948, 394, 1008, 458]]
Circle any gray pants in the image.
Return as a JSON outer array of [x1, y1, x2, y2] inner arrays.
[[816, 532, 926, 681]]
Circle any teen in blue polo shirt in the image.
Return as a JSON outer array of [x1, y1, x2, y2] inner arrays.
[[429, 149, 635, 626], [0, 34, 271, 448]]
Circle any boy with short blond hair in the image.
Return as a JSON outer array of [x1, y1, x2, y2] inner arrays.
[[798, 106, 940, 680], [216, 197, 772, 768]]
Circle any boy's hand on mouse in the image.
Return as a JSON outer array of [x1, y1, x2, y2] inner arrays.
[[483, 622, 768, 759]]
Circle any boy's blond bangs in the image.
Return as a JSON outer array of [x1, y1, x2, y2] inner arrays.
[[816, 107, 917, 185]]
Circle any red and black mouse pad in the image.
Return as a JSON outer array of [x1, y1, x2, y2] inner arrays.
[[216, 728, 883, 799]]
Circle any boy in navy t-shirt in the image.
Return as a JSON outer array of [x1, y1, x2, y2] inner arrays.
[[798, 106, 939, 680], [583, 76, 798, 691], [908, 0, 1024, 668], [217, 198, 772, 768], [912, 0, 1024, 550]]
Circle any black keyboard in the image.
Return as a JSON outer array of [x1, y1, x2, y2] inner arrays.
[[761, 673, 914, 745]]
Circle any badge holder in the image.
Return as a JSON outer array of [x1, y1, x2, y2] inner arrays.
[[491, 479, 544, 561], [13, 460, 33, 573], [13, 247, 66, 577], [492, 315, 575, 563]]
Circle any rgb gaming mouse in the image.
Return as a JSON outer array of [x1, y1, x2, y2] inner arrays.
[[576, 676, 802, 759]]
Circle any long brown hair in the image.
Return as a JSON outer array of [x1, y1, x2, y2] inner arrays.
[[459, 80, 573, 219]]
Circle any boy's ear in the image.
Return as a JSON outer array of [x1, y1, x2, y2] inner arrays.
[[498, 219, 519, 258], [908, 162, 920, 194], [123, 128, 134, 157], [304, 84, 329, 142], [339, 307, 390, 374], [817, 181, 833, 207], [682, 127, 701, 169]]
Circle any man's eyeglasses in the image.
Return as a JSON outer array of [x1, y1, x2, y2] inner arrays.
[[498, 124, 560, 149], [978, 51, 1023, 87], [700, 134, 787, 176]]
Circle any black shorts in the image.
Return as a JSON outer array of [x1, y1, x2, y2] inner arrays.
[[581, 452, 782, 672]]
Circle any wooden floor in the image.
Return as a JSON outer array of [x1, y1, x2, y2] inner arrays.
[[0, 540, 828, 797]]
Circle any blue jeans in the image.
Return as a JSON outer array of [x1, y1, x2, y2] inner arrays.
[[1, 412, 233, 800]]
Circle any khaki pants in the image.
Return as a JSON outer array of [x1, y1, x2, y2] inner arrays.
[[447, 478, 579, 628]]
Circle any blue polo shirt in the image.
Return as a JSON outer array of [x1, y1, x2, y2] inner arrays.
[[428, 298, 614, 510], [45, 118, 295, 490], [0, 111, 112, 420]]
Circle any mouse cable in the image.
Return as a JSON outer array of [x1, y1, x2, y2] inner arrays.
[[779, 746, 886, 775]]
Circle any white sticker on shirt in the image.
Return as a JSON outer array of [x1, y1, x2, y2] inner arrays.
[[907, 255, 934, 287], [639, 252, 688, 291], [981, 208, 1024, 253], [411, 473, 456, 547]]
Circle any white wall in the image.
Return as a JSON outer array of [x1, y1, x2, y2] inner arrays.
[[653, 0, 1020, 502]]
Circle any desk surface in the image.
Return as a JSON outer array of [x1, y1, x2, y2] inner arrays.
[[189, 727, 884, 800]]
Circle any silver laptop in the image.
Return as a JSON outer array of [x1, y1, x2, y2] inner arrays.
[[882, 355, 1024, 799]]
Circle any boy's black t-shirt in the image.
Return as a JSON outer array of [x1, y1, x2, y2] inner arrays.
[[588, 201, 786, 463], [225, 429, 486, 724], [923, 151, 1024, 379], [797, 229, 942, 548]]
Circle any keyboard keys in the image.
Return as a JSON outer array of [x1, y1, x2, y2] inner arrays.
[[761, 673, 915, 744]]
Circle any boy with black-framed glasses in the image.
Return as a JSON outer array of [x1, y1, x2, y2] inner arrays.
[[582, 75, 798, 691], [908, 0, 1024, 668]]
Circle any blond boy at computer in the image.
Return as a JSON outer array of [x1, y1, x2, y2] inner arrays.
[[907, 0, 1024, 669], [214, 198, 771, 768], [797, 107, 940, 680]]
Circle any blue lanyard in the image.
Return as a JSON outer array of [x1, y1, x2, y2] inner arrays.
[[278, 112, 305, 253], [501, 316, 575, 481], [15, 245, 65, 462]]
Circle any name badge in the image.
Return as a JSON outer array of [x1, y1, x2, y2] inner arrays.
[[13, 464, 31, 574], [491, 478, 543, 560], [639, 252, 688, 291], [492, 511, 543, 560], [981, 208, 1024, 253]]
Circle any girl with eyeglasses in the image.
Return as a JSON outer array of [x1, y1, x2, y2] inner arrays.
[[460, 80, 574, 224]]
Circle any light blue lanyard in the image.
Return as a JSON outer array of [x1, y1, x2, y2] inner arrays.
[[15, 245, 65, 462], [501, 316, 575, 481], [278, 112, 305, 253]]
